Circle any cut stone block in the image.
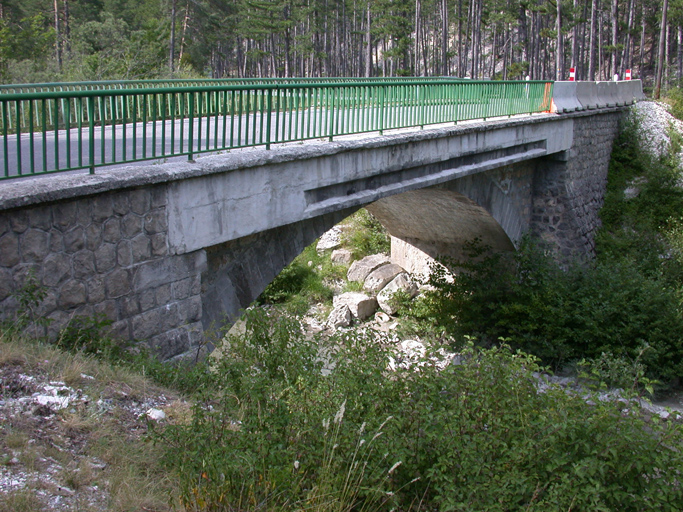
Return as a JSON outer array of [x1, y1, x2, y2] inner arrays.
[[377, 273, 418, 315]]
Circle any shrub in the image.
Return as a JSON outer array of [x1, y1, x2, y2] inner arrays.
[[257, 244, 335, 313], [155, 309, 683, 511], [421, 237, 683, 382], [343, 209, 390, 259]]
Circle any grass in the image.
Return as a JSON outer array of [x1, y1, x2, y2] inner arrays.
[[0, 330, 184, 511]]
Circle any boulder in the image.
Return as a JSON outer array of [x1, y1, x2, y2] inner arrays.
[[316, 226, 342, 253], [347, 254, 390, 282], [374, 311, 391, 324], [327, 304, 352, 328], [333, 292, 378, 320], [377, 273, 418, 315], [331, 248, 353, 265], [364, 263, 404, 292]]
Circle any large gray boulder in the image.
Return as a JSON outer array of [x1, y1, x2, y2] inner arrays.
[[347, 254, 390, 282], [333, 292, 378, 320], [377, 273, 418, 315], [364, 263, 404, 292]]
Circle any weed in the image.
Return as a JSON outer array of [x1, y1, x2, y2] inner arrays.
[[342, 209, 390, 259], [154, 311, 683, 510], [0, 488, 46, 512]]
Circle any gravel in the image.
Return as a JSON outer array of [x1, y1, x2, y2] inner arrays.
[[632, 101, 683, 162]]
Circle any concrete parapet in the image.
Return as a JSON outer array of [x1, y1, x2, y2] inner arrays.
[[597, 81, 619, 107], [551, 82, 583, 113], [576, 82, 600, 109], [630, 80, 646, 101]]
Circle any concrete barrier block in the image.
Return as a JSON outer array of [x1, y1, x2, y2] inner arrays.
[[576, 82, 599, 109], [596, 81, 617, 107], [631, 80, 646, 101], [551, 81, 583, 113]]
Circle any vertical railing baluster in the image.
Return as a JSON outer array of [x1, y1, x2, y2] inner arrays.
[[2, 101, 9, 178], [88, 96, 95, 174], [188, 92, 195, 161]]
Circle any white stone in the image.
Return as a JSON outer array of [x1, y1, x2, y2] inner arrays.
[[146, 408, 166, 421], [316, 226, 342, 252], [327, 304, 352, 328], [375, 311, 391, 323], [364, 263, 404, 292], [331, 248, 352, 264], [333, 292, 378, 320], [347, 254, 390, 282], [377, 273, 418, 315]]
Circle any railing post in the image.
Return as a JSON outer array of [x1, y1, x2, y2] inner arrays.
[[418, 85, 424, 129], [266, 87, 272, 150], [88, 95, 95, 174], [379, 85, 385, 135], [328, 87, 334, 142], [188, 92, 194, 162]]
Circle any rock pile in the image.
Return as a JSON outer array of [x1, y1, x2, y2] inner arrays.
[[632, 101, 683, 162], [324, 251, 420, 329]]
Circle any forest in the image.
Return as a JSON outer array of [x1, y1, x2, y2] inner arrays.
[[0, 0, 677, 87]]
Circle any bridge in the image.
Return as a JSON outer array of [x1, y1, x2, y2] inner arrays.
[[0, 78, 642, 359]]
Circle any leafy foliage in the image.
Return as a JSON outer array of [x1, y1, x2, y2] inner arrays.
[[342, 209, 390, 260], [419, 237, 683, 382], [257, 244, 337, 315], [156, 309, 683, 511]]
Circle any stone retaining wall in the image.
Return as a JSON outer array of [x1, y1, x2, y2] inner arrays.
[[531, 110, 625, 259], [0, 185, 205, 360]]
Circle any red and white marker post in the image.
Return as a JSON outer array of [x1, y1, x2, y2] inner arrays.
[[568, 67, 576, 81], [625, 69, 632, 80]]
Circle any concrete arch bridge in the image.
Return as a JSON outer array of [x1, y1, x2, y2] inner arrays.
[[0, 81, 638, 358]]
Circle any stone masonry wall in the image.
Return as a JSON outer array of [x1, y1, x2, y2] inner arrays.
[[531, 111, 625, 260], [0, 185, 205, 360]]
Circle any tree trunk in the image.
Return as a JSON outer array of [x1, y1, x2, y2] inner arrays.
[[621, 0, 634, 73], [169, 0, 177, 73], [588, 0, 597, 80], [610, 0, 617, 77], [556, 0, 563, 80], [654, 0, 669, 98], [365, 4, 372, 77], [639, 2, 646, 77], [54, 0, 62, 71], [442, 0, 448, 75], [178, 2, 190, 65], [415, 0, 422, 75]]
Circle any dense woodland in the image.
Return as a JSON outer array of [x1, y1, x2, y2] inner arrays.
[[0, 0, 678, 86]]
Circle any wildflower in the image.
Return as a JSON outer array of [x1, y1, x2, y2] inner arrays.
[[388, 461, 402, 475], [334, 400, 346, 424]]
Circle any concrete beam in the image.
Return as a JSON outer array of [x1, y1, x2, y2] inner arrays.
[[165, 116, 574, 255]]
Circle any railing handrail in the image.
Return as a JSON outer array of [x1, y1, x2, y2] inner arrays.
[[0, 78, 555, 180], [0, 76, 472, 93], [0, 79, 552, 102]]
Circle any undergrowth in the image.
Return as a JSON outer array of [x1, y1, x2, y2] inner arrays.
[[154, 309, 683, 511]]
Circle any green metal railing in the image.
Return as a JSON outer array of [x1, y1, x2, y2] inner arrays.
[[0, 79, 552, 180]]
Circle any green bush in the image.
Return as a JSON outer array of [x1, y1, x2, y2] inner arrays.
[[257, 244, 335, 313], [155, 309, 683, 511], [665, 87, 683, 121], [343, 209, 390, 259], [421, 237, 683, 383]]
